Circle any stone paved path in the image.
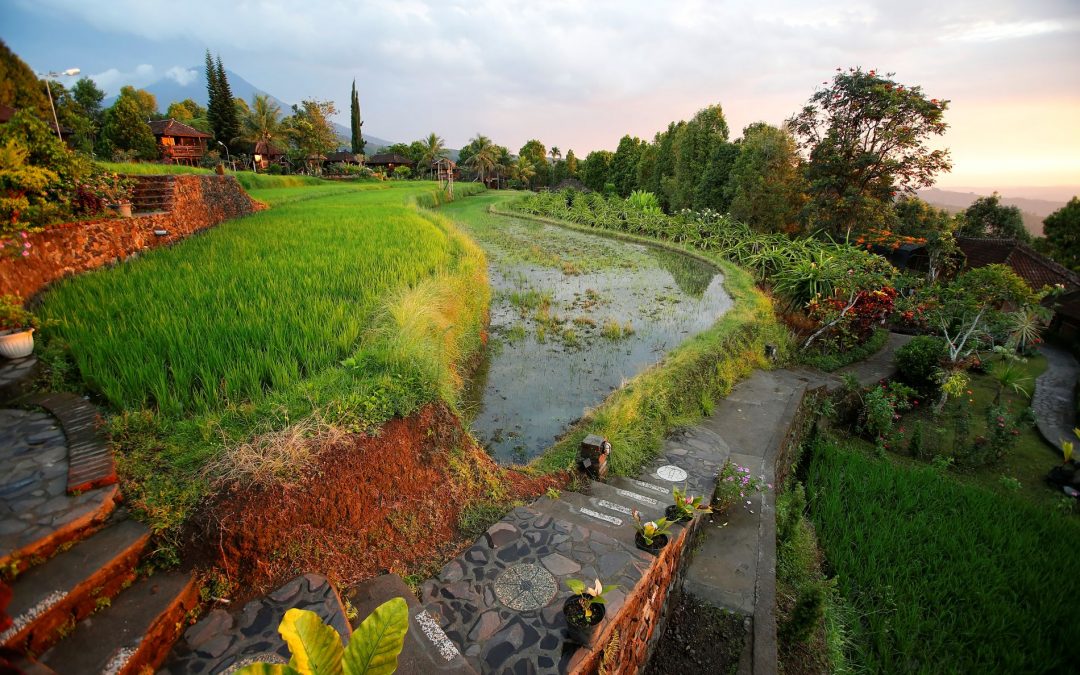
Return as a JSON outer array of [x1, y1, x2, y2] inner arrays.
[[1032, 344, 1080, 453], [0, 407, 117, 565]]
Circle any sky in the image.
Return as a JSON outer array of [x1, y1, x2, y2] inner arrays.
[[3, 0, 1079, 191]]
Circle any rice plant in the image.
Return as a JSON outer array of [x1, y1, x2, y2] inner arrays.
[[807, 441, 1080, 673]]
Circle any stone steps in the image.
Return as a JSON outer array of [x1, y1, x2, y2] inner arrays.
[[1, 518, 149, 656], [24, 392, 116, 494], [345, 574, 476, 674], [130, 176, 177, 214], [162, 573, 350, 673], [39, 570, 198, 675]]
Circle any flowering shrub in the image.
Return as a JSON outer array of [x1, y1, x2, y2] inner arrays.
[[714, 459, 770, 513], [807, 286, 897, 351], [859, 381, 916, 442], [854, 227, 926, 251], [0, 295, 37, 332]]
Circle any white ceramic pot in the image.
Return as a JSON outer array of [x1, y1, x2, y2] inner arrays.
[[0, 328, 34, 359]]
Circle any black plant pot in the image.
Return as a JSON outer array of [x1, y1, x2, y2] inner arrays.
[[634, 532, 668, 555], [563, 595, 605, 645], [665, 505, 692, 523]]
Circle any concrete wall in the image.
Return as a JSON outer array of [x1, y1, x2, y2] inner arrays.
[[0, 175, 263, 300]]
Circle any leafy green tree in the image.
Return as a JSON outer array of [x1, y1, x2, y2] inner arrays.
[[167, 99, 205, 122], [672, 104, 729, 210], [728, 123, 804, 233], [71, 77, 105, 148], [789, 67, 952, 239], [610, 135, 646, 197], [894, 196, 958, 280], [957, 193, 1030, 242], [1040, 197, 1080, 272], [694, 139, 739, 213], [564, 149, 578, 177], [417, 132, 448, 178], [350, 79, 365, 155], [41, 81, 95, 154], [580, 150, 613, 192], [99, 87, 157, 159], [518, 139, 547, 189], [511, 155, 535, 187], [0, 39, 51, 119], [286, 99, 338, 158]]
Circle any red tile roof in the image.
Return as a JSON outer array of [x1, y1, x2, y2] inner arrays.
[[148, 118, 212, 139], [957, 237, 1080, 291]]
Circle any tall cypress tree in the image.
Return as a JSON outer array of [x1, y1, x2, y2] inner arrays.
[[350, 79, 365, 155], [214, 55, 239, 148], [204, 50, 220, 138]]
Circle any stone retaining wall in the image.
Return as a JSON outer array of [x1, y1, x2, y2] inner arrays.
[[1, 175, 262, 300], [570, 518, 701, 674]]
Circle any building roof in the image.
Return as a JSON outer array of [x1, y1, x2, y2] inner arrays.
[[366, 153, 414, 165], [325, 151, 360, 163], [254, 140, 286, 157], [148, 118, 212, 139], [957, 237, 1080, 291]]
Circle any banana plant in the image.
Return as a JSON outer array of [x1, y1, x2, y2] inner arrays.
[[235, 598, 409, 675]]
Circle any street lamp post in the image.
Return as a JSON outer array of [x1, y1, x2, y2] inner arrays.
[[216, 141, 232, 171], [41, 68, 80, 142]]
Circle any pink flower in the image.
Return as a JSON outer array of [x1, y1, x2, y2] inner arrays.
[[20, 231, 28, 239], [21, 250, 29, 257]]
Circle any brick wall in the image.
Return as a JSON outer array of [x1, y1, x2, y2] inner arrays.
[[567, 519, 701, 674], [0, 175, 263, 300]]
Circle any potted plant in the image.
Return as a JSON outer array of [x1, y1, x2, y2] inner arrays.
[[714, 459, 770, 514], [0, 294, 38, 359], [666, 485, 712, 523], [631, 510, 674, 555], [563, 578, 616, 645]]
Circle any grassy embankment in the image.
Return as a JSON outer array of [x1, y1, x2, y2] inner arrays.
[[806, 438, 1080, 673], [38, 179, 489, 545], [460, 193, 788, 477]]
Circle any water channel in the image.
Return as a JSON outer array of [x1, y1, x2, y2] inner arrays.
[[442, 194, 733, 463]]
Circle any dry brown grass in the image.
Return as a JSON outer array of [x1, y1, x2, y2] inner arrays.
[[204, 414, 346, 488]]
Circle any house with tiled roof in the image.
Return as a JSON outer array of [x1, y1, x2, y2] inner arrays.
[[957, 237, 1080, 343], [148, 119, 212, 166]]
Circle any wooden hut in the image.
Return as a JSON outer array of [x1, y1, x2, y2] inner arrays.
[[253, 140, 286, 170], [148, 119, 211, 166], [366, 153, 415, 174]]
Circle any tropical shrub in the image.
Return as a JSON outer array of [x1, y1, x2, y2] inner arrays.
[[714, 459, 770, 513], [894, 336, 947, 394], [235, 598, 409, 675]]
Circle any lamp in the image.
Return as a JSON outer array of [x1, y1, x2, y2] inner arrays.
[[40, 68, 80, 142]]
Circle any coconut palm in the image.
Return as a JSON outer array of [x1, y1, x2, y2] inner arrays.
[[237, 94, 285, 152], [464, 134, 497, 184], [512, 156, 536, 187], [549, 146, 561, 187], [418, 132, 449, 179]]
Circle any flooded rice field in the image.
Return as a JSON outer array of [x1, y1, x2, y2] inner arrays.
[[444, 195, 732, 463]]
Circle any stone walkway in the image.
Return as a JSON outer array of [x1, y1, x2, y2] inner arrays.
[[0, 407, 118, 568], [1033, 344, 1080, 453]]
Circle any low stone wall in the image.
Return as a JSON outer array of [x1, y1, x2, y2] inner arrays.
[[0, 175, 262, 300], [570, 518, 701, 674]]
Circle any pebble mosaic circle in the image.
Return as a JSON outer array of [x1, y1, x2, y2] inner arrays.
[[493, 563, 557, 611], [656, 464, 689, 482]]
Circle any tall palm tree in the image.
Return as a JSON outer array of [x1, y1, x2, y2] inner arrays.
[[549, 146, 561, 187], [418, 132, 448, 179], [513, 156, 536, 187], [464, 134, 496, 184], [237, 94, 285, 164]]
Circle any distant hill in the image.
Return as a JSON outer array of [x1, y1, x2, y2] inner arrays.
[[107, 66, 396, 151], [917, 187, 1072, 238]]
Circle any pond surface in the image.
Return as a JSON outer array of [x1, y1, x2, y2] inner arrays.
[[444, 195, 732, 464]]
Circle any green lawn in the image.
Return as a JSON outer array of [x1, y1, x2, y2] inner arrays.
[[38, 180, 488, 542], [807, 439, 1080, 673]]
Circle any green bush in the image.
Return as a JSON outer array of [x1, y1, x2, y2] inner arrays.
[[894, 335, 946, 393], [801, 328, 888, 372]]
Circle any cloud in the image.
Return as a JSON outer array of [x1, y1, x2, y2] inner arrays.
[[11, 0, 1080, 186], [946, 19, 1078, 43], [165, 66, 197, 86], [88, 63, 156, 93]]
